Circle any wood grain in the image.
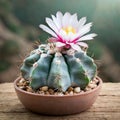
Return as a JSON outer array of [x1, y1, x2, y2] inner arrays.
[[0, 83, 120, 120]]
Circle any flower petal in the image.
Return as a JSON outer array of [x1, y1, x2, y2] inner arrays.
[[70, 44, 82, 51], [67, 32, 75, 41], [40, 11, 97, 49], [56, 42, 66, 47], [69, 13, 78, 28], [77, 17, 86, 30], [74, 22, 92, 40], [77, 42, 88, 48], [51, 15, 61, 29], [62, 12, 71, 27], [78, 33, 97, 41], [59, 29, 69, 41], [46, 18, 58, 33], [39, 24, 57, 37], [56, 11, 63, 28], [79, 22, 92, 36]]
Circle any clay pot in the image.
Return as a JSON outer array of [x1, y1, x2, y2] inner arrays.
[[14, 77, 102, 115]]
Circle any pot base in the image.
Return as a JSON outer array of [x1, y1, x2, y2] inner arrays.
[[14, 77, 102, 115]]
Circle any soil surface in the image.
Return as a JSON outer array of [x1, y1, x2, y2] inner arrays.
[[17, 77, 99, 96]]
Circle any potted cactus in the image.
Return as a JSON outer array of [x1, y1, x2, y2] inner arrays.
[[14, 11, 102, 115]]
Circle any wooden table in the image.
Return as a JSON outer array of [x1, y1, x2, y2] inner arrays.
[[0, 83, 120, 120]]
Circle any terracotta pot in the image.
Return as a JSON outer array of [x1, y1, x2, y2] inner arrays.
[[14, 77, 102, 115]]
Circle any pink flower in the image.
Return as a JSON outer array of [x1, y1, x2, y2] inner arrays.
[[39, 11, 97, 51]]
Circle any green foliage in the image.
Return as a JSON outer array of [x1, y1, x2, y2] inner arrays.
[[0, 0, 12, 15], [0, 40, 20, 72], [93, 0, 120, 63], [38, 31, 50, 43], [0, 40, 20, 56], [0, 60, 11, 72], [0, 0, 24, 34], [21, 44, 97, 92], [87, 41, 103, 59], [1, 16, 23, 34]]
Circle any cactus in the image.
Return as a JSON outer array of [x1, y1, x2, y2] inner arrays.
[[21, 44, 97, 92], [20, 11, 97, 92]]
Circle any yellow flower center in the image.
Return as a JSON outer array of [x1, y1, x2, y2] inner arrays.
[[62, 26, 76, 35]]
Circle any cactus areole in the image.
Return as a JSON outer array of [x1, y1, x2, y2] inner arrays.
[[21, 12, 97, 92]]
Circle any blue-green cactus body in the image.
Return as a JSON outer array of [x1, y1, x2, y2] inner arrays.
[[20, 53, 40, 80], [20, 44, 97, 92], [48, 52, 71, 91], [30, 54, 53, 89], [75, 52, 97, 80], [64, 54, 89, 89]]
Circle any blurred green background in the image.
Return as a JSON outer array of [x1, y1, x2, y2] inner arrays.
[[0, 0, 120, 83]]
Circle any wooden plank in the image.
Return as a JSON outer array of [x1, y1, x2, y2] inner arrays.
[[0, 83, 120, 120]]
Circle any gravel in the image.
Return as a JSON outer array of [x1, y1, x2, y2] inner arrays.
[[17, 77, 99, 96]]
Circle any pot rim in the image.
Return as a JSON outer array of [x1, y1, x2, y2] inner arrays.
[[14, 76, 102, 98]]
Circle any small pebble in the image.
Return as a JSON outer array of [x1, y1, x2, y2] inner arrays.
[[68, 87, 74, 92], [19, 86, 26, 90], [74, 87, 81, 93], [54, 92, 58, 95], [57, 92, 64, 96], [45, 91, 50, 95], [90, 81, 93, 84], [38, 91, 45, 95], [25, 81, 28, 84], [94, 79, 99, 84], [80, 90, 84, 93], [26, 86, 34, 93], [23, 82, 28, 86], [17, 79, 26, 86], [69, 91, 74, 95], [19, 78, 25, 83], [88, 83, 97, 89], [73, 92, 78, 95], [65, 91, 69, 95], [17, 82, 23, 86], [40, 86, 48, 92], [48, 89, 54, 95], [18, 77, 98, 95], [85, 87, 91, 91]]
